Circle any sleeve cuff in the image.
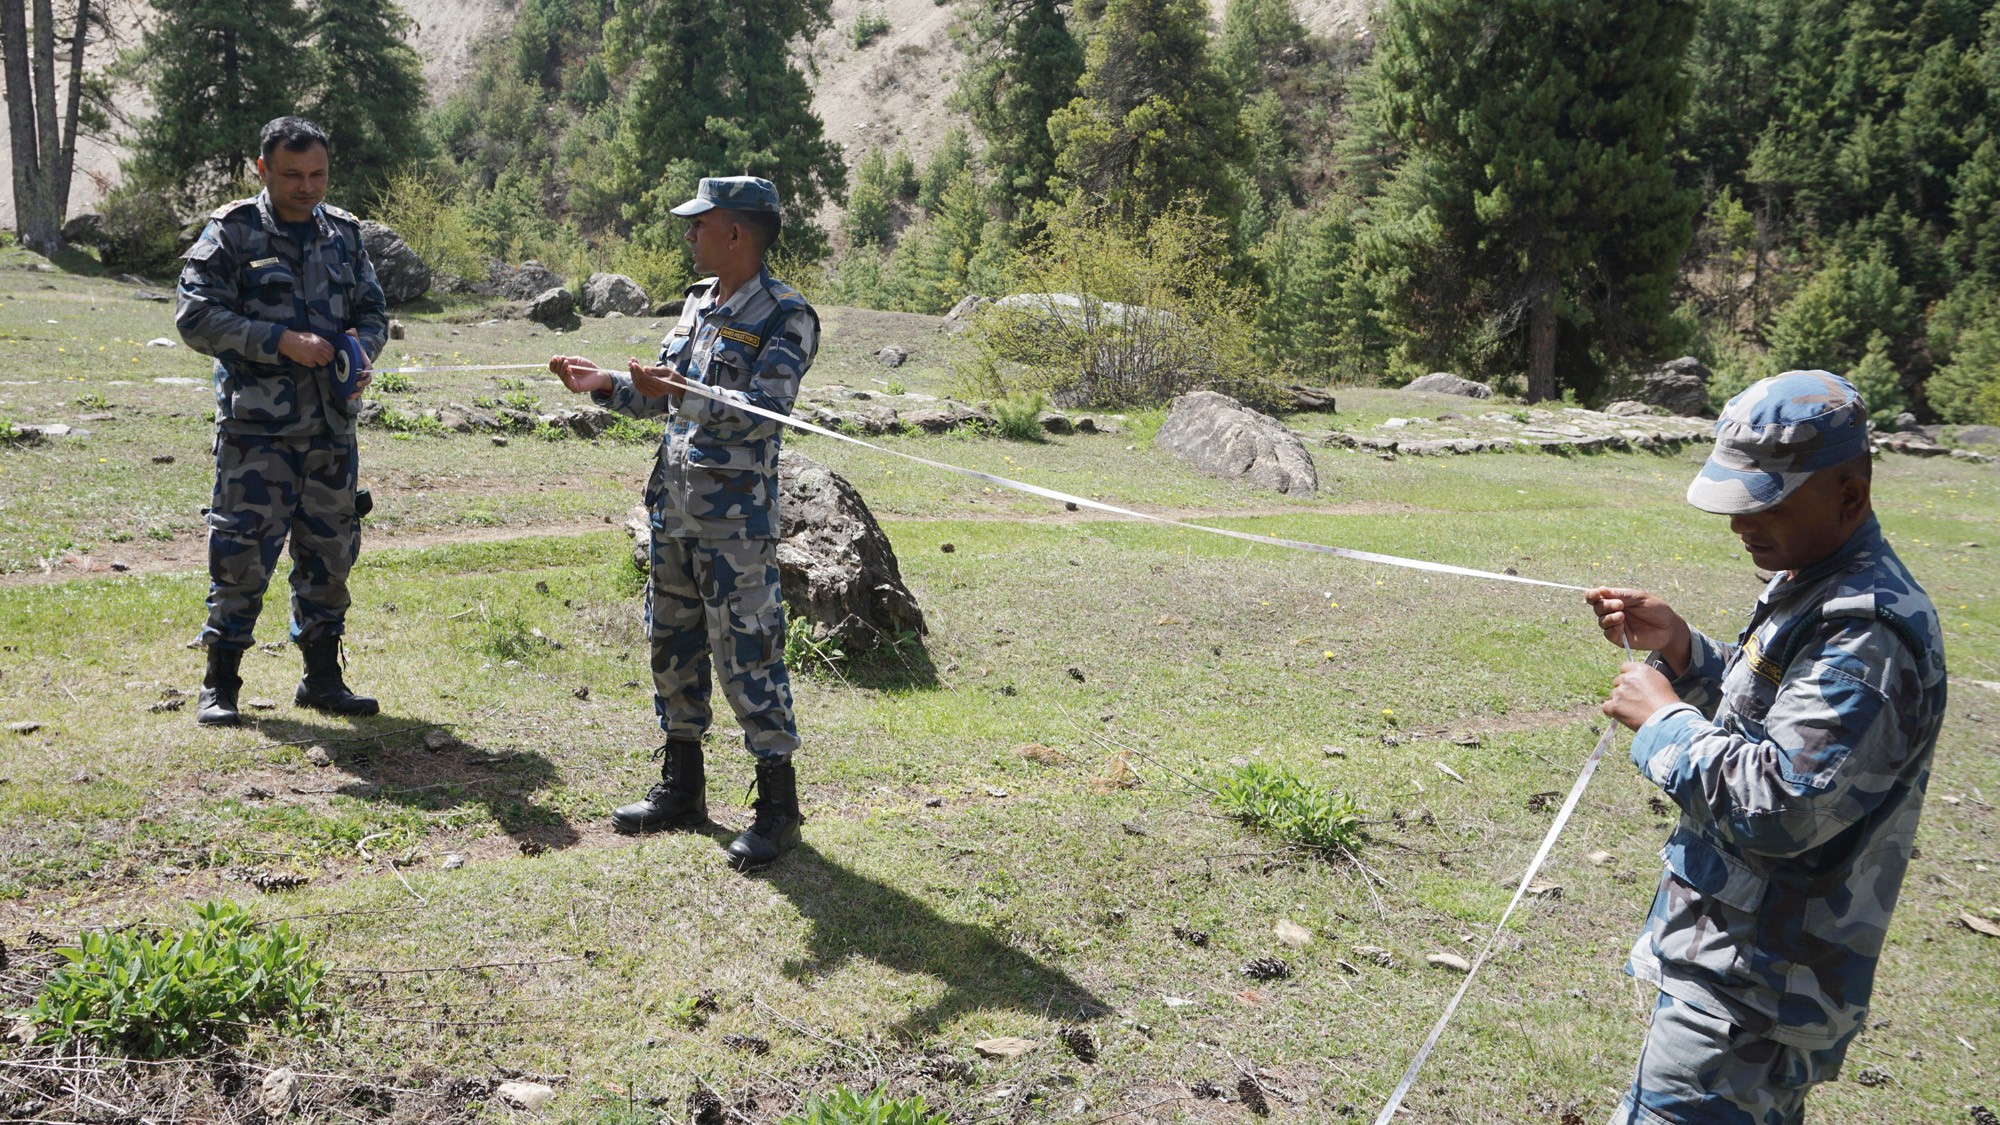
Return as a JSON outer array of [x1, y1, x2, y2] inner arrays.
[[1631, 703, 1705, 786]]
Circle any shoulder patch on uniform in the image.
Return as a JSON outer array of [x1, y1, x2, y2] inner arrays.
[[320, 203, 361, 228], [685, 278, 718, 298], [208, 197, 258, 221], [716, 325, 762, 348], [183, 240, 221, 262]]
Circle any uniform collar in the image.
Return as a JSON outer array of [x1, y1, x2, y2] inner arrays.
[[253, 190, 328, 244], [1760, 514, 1884, 604], [710, 265, 773, 319]]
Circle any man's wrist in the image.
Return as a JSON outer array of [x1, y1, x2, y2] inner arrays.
[[1658, 618, 1693, 678]]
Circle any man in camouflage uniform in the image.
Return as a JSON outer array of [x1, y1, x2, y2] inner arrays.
[[549, 176, 817, 870], [176, 116, 388, 726], [1588, 370, 1947, 1125]]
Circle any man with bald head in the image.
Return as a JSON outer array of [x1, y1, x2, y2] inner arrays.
[[1588, 370, 1947, 1124]]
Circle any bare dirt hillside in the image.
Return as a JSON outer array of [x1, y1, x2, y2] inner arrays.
[[2, 0, 1375, 227]]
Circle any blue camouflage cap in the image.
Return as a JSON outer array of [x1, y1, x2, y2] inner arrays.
[[670, 176, 782, 218], [1686, 369, 1871, 515]]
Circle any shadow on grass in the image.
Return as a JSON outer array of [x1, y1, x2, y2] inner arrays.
[[249, 710, 580, 854], [839, 639, 941, 692], [752, 844, 1109, 1039]]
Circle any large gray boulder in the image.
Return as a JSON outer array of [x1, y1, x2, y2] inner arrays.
[[523, 286, 579, 330], [622, 450, 927, 653], [1155, 390, 1317, 494], [360, 221, 431, 306], [1633, 356, 1713, 417], [582, 272, 650, 317], [1404, 372, 1493, 399], [491, 259, 565, 302]]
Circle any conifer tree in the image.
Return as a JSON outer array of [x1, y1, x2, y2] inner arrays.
[[306, 0, 428, 208], [955, 0, 1084, 220], [1046, 0, 1243, 224], [615, 0, 845, 252], [1367, 0, 1699, 400], [128, 0, 309, 197]]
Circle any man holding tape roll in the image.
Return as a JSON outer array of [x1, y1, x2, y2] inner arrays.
[[1587, 370, 1947, 1125], [549, 175, 817, 871], [176, 116, 388, 727]]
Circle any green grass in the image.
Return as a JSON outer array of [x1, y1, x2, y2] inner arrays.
[[0, 268, 1996, 1121]]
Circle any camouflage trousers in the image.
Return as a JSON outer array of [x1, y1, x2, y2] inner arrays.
[[647, 532, 798, 760], [1611, 991, 1842, 1125], [200, 430, 359, 651]]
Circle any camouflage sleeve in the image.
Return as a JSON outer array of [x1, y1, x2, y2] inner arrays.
[[591, 372, 675, 420], [348, 233, 390, 361], [1653, 627, 1737, 717], [683, 307, 816, 440], [174, 222, 287, 364], [1629, 621, 1919, 858]]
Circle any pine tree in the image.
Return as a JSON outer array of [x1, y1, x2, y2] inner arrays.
[[1046, 0, 1243, 224], [615, 0, 846, 254], [1216, 0, 1306, 94], [1366, 0, 1700, 400], [306, 0, 428, 208], [954, 0, 1084, 220], [128, 0, 310, 198]]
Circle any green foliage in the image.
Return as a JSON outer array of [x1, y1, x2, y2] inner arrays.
[[784, 616, 848, 676], [1848, 332, 1909, 425], [1048, 0, 1244, 225], [958, 198, 1272, 410], [92, 183, 186, 278], [1764, 247, 1919, 376], [20, 901, 329, 1057], [1366, 0, 1700, 400], [1214, 760, 1363, 853], [851, 8, 891, 48], [603, 415, 663, 444], [845, 149, 898, 248], [823, 167, 1015, 314], [75, 392, 111, 411], [126, 0, 312, 196], [954, 0, 1084, 220], [304, 0, 429, 206], [374, 371, 415, 394], [376, 407, 450, 437], [917, 128, 973, 216], [1928, 316, 2000, 423], [1253, 196, 1381, 380], [1217, 0, 1309, 94], [778, 1086, 948, 1125], [373, 172, 494, 284], [989, 392, 1048, 441], [479, 605, 552, 662]]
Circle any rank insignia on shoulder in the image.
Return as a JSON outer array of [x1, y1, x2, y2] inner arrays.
[[716, 326, 761, 348]]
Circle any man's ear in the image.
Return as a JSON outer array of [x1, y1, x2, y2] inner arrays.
[[255, 157, 267, 179]]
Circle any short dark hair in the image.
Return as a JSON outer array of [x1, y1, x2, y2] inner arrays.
[[728, 209, 782, 255], [260, 116, 330, 160]]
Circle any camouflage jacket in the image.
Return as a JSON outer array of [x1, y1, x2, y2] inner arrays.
[[594, 267, 818, 539], [1628, 515, 1947, 1059], [174, 191, 388, 438]]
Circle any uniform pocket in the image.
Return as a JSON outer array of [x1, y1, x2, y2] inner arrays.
[[242, 261, 298, 321], [1769, 1038, 1846, 1089], [219, 365, 302, 424], [722, 585, 784, 676], [1656, 828, 1769, 982]]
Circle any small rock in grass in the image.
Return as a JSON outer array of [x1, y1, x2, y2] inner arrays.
[[1586, 850, 1614, 866], [145, 337, 176, 347], [1353, 945, 1396, 967], [247, 698, 277, 710], [496, 1081, 557, 1110], [305, 746, 332, 766], [9, 721, 40, 735], [1427, 953, 1472, 972], [1273, 920, 1312, 948], [441, 853, 466, 870], [974, 1036, 1038, 1061], [423, 729, 459, 752], [259, 1067, 299, 1115]]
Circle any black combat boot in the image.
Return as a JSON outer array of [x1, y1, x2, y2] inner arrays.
[[197, 646, 243, 726], [725, 758, 803, 871], [294, 635, 379, 716], [611, 740, 709, 833]]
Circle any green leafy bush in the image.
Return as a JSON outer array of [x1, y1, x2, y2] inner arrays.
[[19, 901, 329, 1057], [76, 392, 111, 411], [779, 1086, 947, 1125], [989, 392, 1048, 441], [374, 171, 495, 286], [376, 406, 450, 437], [851, 9, 890, 48], [374, 370, 414, 394], [93, 182, 186, 278], [1214, 760, 1363, 853], [784, 615, 848, 676]]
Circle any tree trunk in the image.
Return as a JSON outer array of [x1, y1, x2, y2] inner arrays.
[[53, 0, 87, 213], [2, 0, 61, 253], [1526, 270, 1558, 403]]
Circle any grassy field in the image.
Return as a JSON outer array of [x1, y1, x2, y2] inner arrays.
[[2, 266, 1997, 1123]]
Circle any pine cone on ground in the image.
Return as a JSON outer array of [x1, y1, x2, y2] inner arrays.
[[1242, 957, 1291, 981], [686, 1089, 723, 1125], [1060, 1025, 1098, 1063], [1172, 925, 1210, 947], [1237, 1075, 1270, 1116], [720, 1034, 770, 1055], [1189, 1080, 1225, 1100]]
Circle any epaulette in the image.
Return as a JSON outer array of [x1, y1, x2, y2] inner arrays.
[[320, 203, 361, 227], [208, 197, 259, 221], [686, 278, 718, 298]]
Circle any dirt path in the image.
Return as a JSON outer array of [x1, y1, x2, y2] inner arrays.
[[1, 501, 1435, 588]]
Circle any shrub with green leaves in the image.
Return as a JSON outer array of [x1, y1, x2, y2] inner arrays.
[[373, 370, 415, 394], [989, 392, 1048, 441], [779, 1086, 947, 1125], [1214, 760, 1363, 853], [784, 615, 848, 676], [851, 9, 890, 48], [18, 901, 329, 1057]]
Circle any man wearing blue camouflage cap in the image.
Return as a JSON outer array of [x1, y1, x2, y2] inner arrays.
[[1586, 370, 1947, 1124], [549, 175, 818, 871]]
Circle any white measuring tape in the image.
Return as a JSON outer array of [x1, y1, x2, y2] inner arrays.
[[371, 358, 1626, 1114], [364, 358, 1590, 592]]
